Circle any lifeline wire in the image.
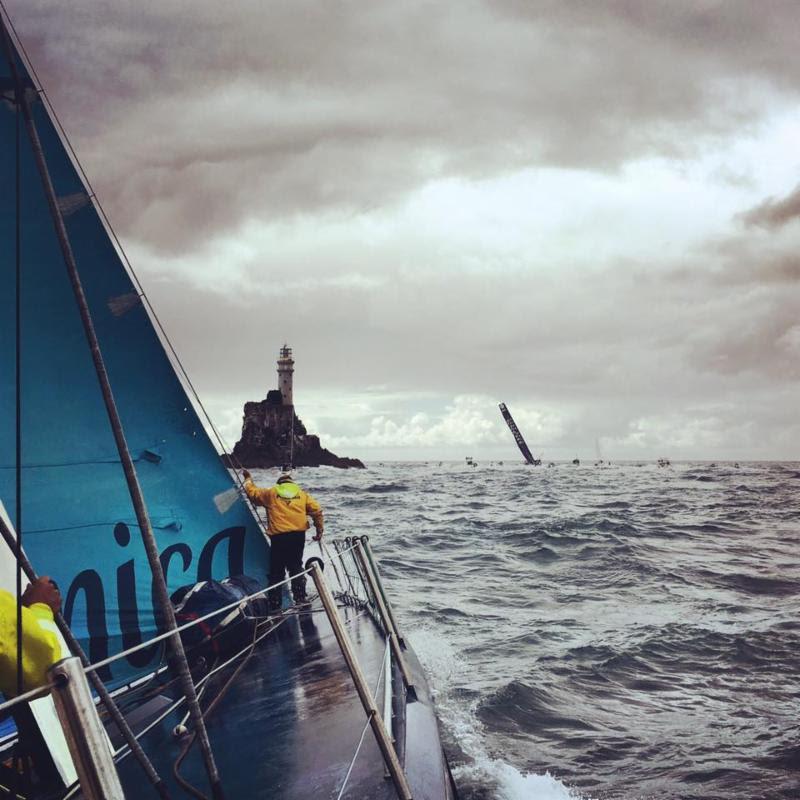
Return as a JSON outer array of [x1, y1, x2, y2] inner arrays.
[[0, 540, 360, 719], [0, 542, 360, 718], [81, 542, 359, 675], [335, 637, 391, 800]]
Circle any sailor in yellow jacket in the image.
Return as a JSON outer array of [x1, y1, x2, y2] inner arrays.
[[0, 577, 62, 698], [0, 578, 64, 791], [242, 470, 324, 611]]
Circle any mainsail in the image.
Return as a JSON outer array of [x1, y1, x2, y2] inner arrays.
[[0, 27, 268, 685]]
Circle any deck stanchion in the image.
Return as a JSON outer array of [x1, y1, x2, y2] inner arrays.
[[49, 657, 126, 800], [353, 542, 416, 698], [309, 562, 413, 800], [360, 536, 405, 646]]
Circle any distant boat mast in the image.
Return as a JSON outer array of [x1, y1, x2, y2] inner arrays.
[[498, 403, 539, 465]]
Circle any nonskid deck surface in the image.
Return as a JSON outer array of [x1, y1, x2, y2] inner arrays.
[[116, 603, 396, 800]]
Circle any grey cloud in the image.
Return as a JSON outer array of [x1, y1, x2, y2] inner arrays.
[[740, 184, 800, 230], [7, 0, 800, 253], [6, 1, 799, 458], [143, 244, 798, 414]]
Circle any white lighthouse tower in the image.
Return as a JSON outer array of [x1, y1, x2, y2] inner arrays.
[[277, 344, 294, 406]]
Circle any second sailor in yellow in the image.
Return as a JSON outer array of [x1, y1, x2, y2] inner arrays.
[[242, 470, 324, 612]]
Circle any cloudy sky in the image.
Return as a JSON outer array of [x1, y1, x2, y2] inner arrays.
[[7, 1, 800, 461]]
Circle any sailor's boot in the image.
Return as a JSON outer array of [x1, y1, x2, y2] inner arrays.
[[292, 576, 309, 606]]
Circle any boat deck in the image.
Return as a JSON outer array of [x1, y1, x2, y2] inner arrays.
[[116, 603, 398, 800]]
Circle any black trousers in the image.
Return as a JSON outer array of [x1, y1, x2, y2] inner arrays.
[[268, 531, 307, 606], [0, 706, 62, 797]]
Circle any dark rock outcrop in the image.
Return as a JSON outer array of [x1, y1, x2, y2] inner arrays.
[[224, 394, 364, 469]]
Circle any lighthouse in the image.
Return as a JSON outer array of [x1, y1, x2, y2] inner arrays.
[[277, 344, 294, 406]]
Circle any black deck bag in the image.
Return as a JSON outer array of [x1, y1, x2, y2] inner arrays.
[[171, 576, 264, 665], [223, 575, 270, 618]]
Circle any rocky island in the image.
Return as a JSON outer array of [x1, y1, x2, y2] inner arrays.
[[225, 345, 364, 469]]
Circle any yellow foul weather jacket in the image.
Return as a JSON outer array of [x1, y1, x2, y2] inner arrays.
[[244, 479, 324, 536], [0, 590, 62, 697]]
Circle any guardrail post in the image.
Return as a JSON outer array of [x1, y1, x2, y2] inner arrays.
[[360, 536, 405, 647], [309, 562, 413, 800], [48, 657, 126, 800], [352, 542, 416, 699]]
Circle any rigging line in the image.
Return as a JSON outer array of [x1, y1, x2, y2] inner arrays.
[[0, 602, 365, 722], [8, 13, 39, 794], [83, 564, 315, 673], [0, 683, 52, 715], [335, 638, 390, 800], [336, 716, 372, 800], [13, 28, 22, 704], [286, 404, 295, 470]]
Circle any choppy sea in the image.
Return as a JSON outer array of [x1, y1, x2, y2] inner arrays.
[[255, 461, 800, 800]]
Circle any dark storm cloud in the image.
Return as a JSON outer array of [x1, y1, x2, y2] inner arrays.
[[5, 1, 799, 458], [740, 184, 800, 230], [7, 0, 800, 253]]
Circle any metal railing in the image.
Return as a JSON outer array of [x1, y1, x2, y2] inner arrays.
[[0, 536, 416, 800]]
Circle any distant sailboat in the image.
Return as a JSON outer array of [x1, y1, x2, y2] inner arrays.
[[498, 403, 541, 465]]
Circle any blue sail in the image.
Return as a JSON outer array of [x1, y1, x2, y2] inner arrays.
[[0, 32, 268, 684]]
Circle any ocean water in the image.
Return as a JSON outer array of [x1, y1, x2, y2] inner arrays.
[[254, 461, 800, 800]]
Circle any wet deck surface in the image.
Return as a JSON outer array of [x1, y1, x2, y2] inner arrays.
[[116, 603, 397, 800]]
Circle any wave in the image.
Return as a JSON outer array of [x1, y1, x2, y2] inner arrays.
[[685, 472, 716, 482], [478, 681, 598, 734], [408, 628, 584, 800], [308, 461, 800, 799], [362, 482, 410, 493], [694, 568, 800, 597]]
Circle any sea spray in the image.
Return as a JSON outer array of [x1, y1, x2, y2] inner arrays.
[[410, 625, 582, 800]]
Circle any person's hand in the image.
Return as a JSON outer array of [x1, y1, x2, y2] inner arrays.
[[313, 530, 323, 542], [242, 469, 251, 481], [22, 577, 61, 614]]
